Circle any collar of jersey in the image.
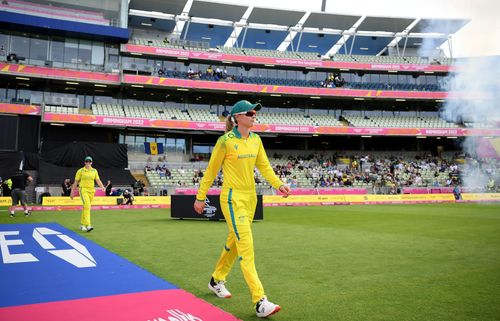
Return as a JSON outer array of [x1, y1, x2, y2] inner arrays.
[[232, 127, 242, 138], [232, 127, 254, 139]]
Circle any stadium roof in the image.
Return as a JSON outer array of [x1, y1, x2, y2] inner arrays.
[[302, 12, 361, 30], [411, 18, 470, 34], [247, 7, 306, 26], [402, 36, 450, 48], [129, 0, 189, 15], [189, 0, 247, 21], [358, 16, 414, 33], [127, 0, 469, 55]]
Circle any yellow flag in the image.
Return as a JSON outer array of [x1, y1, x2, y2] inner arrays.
[[150, 142, 158, 155]]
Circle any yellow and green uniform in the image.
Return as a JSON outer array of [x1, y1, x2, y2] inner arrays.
[[75, 167, 100, 226], [196, 127, 283, 304]]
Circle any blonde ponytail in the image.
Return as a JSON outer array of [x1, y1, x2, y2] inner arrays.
[[225, 116, 235, 133]]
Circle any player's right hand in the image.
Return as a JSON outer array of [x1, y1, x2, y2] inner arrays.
[[193, 199, 205, 214], [278, 185, 292, 198]]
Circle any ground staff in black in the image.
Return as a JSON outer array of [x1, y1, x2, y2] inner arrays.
[[9, 170, 33, 217]]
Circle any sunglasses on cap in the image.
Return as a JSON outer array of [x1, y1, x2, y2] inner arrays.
[[235, 110, 257, 117]]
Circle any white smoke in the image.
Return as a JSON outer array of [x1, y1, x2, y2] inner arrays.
[[415, 19, 461, 61], [442, 56, 500, 191]]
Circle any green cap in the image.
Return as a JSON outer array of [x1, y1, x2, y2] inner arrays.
[[230, 100, 261, 116], [84, 156, 93, 162]]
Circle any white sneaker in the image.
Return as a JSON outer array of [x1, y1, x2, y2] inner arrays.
[[86, 226, 94, 232], [80, 225, 88, 232], [208, 277, 232, 298], [256, 297, 281, 318]]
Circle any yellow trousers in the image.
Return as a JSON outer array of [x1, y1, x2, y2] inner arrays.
[[79, 188, 95, 226], [212, 188, 265, 304]]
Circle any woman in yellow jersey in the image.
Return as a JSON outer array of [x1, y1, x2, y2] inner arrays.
[[70, 156, 105, 232], [193, 100, 291, 318]]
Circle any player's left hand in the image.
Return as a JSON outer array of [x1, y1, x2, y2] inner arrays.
[[193, 199, 205, 214], [278, 185, 291, 198]]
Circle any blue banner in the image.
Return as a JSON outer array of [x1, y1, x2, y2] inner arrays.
[[0, 223, 176, 307]]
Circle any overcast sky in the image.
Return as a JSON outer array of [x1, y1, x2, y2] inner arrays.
[[233, 0, 500, 58]]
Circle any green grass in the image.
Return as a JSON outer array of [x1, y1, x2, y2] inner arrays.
[[1, 203, 500, 321]]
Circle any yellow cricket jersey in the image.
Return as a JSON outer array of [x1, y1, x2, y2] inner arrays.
[[75, 167, 100, 190], [196, 127, 283, 201]]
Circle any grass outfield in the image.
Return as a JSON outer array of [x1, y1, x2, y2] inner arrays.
[[1, 203, 500, 321]]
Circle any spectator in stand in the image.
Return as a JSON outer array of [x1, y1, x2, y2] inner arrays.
[[206, 65, 214, 78], [187, 67, 196, 79], [158, 68, 165, 77], [165, 168, 172, 179], [487, 177, 495, 191], [453, 184, 462, 200], [105, 180, 113, 196], [138, 180, 145, 195], [62, 178, 72, 196], [334, 73, 346, 87]]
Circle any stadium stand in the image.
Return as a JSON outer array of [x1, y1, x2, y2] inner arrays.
[[44, 105, 79, 114], [1, 0, 498, 201], [92, 104, 126, 117]]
